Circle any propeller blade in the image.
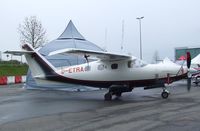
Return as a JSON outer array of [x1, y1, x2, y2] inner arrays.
[[186, 52, 191, 69], [187, 77, 192, 91], [186, 52, 192, 91]]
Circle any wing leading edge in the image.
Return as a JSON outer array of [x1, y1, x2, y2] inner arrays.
[[48, 48, 132, 61]]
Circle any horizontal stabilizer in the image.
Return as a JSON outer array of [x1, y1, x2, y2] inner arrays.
[[4, 44, 57, 79], [4, 50, 34, 56]]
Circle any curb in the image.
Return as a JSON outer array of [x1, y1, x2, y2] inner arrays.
[[0, 76, 26, 85]]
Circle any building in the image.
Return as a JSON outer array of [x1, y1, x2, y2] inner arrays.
[[175, 46, 200, 60]]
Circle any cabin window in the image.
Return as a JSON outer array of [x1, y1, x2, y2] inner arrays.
[[111, 63, 118, 69]]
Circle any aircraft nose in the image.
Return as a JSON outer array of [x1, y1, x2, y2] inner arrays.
[[183, 67, 188, 74]]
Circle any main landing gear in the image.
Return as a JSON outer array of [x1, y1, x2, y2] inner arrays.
[[104, 86, 170, 100], [161, 88, 170, 99], [104, 86, 133, 101], [104, 92, 112, 101]]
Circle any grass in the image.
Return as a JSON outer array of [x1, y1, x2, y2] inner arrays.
[[0, 61, 28, 76]]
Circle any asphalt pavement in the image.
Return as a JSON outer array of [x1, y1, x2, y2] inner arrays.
[[0, 81, 200, 131]]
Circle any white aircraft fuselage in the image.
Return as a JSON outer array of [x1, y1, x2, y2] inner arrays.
[[5, 44, 189, 100], [51, 58, 187, 88]]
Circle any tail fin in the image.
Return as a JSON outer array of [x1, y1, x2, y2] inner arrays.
[[5, 44, 57, 78]]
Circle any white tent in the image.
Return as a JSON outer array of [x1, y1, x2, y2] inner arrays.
[[158, 57, 179, 66], [192, 54, 200, 65], [25, 20, 104, 90]]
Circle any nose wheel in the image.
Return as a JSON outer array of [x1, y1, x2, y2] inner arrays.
[[161, 89, 169, 99]]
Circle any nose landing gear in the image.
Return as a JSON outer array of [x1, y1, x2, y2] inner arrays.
[[161, 89, 169, 99]]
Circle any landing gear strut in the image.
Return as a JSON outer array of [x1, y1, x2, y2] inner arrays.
[[104, 92, 112, 101], [161, 89, 169, 99], [104, 91, 122, 101], [104, 85, 133, 101]]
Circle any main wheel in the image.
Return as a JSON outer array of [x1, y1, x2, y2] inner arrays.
[[161, 91, 169, 99], [104, 93, 112, 101], [115, 92, 122, 97]]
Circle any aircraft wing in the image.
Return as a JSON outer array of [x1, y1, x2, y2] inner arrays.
[[4, 51, 34, 56], [49, 48, 132, 61]]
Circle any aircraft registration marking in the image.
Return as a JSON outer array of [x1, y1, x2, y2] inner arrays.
[[61, 66, 88, 74]]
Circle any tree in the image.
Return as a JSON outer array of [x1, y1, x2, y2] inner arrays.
[[0, 51, 2, 61], [18, 16, 47, 48]]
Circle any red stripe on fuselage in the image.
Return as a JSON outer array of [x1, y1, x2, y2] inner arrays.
[[45, 72, 187, 88]]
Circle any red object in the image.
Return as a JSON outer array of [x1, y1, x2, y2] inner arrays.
[[166, 73, 173, 84], [167, 73, 170, 85], [15, 76, 22, 83], [178, 55, 186, 60], [0, 76, 8, 85]]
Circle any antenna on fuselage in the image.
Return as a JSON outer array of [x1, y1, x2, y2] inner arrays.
[[104, 28, 107, 51], [84, 54, 89, 65]]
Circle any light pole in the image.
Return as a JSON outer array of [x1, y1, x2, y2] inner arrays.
[[136, 16, 144, 60]]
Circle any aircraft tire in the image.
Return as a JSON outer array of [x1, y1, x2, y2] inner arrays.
[[115, 92, 122, 97], [161, 91, 169, 99], [104, 93, 112, 101]]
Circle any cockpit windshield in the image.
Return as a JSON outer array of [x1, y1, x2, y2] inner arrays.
[[128, 59, 147, 68]]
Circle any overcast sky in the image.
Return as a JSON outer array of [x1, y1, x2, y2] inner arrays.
[[0, 0, 200, 62]]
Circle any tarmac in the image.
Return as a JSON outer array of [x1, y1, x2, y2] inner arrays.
[[0, 81, 200, 131]]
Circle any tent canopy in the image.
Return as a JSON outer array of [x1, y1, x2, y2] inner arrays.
[[39, 20, 103, 56], [192, 54, 200, 65], [26, 20, 104, 89], [58, 20, 85, 40]]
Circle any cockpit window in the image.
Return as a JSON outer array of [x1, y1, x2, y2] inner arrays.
[[128, 60, 135, 68], [139, 59, 147, 67], [128, 59, 147, 68], [98, 64, 105, 70]]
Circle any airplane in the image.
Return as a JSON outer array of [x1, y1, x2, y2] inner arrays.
[[5, 43, 192, 101]]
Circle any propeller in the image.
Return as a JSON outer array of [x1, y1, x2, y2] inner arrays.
[[186, 52, 191, 69], [186, 52, 192, 91]]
